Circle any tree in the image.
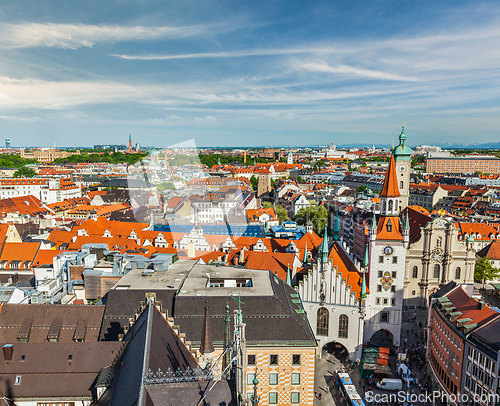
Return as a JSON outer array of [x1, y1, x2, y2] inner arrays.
[[357, 185, 368, 193], [13, 167, 37, 178], [250, 175, 258, 190], [294, 205, 328, 235], [475, 257, 500, 290], [262, 202, 289, 223]]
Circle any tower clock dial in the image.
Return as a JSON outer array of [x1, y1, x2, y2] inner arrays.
[[399, 165, 406, 172]]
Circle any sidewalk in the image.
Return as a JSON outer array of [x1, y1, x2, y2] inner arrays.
[[314, 353, 347, 406]]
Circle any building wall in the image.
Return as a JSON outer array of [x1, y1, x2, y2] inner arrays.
[[426, 157, 500, 174], [428, 306, 463, 396], [245, 346, 316, 406], [365, 238, 405, 347], [404, 218, 476, 308]]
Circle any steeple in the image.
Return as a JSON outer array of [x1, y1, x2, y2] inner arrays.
[[321, 224, 329, 264], [404, 212, 410, 230], [200, 301, 214, 355], [303, 241, 308, 263], [399, 124, 406, 145], [371, 211, 377, 229], [333, 210, 340, 241], [363, 245, 369, 268], [379, 155, 400, 216], [286, 265, 291, 285], [361, 269, 367, 299]]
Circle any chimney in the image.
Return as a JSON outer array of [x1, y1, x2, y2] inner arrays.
[[478, 300, 486, 310], [3, 344, 13, 361]]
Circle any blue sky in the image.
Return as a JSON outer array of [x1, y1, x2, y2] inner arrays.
[[1, 0, 500, 147]]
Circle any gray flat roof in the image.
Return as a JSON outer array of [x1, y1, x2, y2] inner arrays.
[[177, 262, 274, 297], [110, 259, 197, 291]]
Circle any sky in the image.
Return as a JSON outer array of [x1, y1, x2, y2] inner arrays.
[[1, 0, 500, 148]]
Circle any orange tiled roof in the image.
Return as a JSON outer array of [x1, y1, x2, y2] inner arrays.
[[0, 242, 40, 269], [380, 156, 400, 198], [328, 242, 368, 300], [376, 216, 403, 241]]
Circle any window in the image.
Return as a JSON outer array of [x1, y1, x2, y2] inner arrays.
[[377, 285, 382, 292], [316, 307, 329, 336], [14, 375, 21, 385], [378, 271, 383, 278], [434, 264, 440, 279], [391, 286, 396, 293], [291, 373, 301, 385], [292, 354, 301, 365], [392, 298, 396, 306], [380, 311, 389, 322], [376, 297, 380, 305], [379, 256, 384, 263], [269, 392, 278, 404], [383, 298, 388, 305], [387, 221, 392, 232], [269, 373, 278, 385], [270, 354, 278, 365], [455, 267, 461, 279], [291, 392, 300, 403], [412, 290, 416, 295], [392, 271, 397, 278], [388, 200, 393, 211], [392, 256, 398, 264], [339, 315, 348, 339], [247, 373, 255, 385], [248, 354, 256, 365], [412, 266, 418, 278], [400, 181, 404, 189]]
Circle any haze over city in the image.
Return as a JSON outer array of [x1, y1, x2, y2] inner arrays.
[[1, 0, 500, 147]]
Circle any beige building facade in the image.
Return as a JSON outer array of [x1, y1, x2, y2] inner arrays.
[[404, 217, 476, 308]]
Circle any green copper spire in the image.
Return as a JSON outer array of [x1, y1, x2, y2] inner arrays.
[[286, 265, 291, 285], [363, 245, 369, 268], [303, 241, 308, 263], [371, 211, 377, 229], [333, 210, 340, 241], [322, 224, 329, 263], [361, 270, 367, 299], [404, 212, 410, 230], [399, 124, 406, 145]]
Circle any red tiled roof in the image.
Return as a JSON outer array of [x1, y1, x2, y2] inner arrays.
[[380, 156, 400, 198]]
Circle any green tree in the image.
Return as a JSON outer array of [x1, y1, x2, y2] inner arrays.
[[262, 202, 289, 223], [294, 205, 328, 235], [13, 167, 37, 178], [157, 182, 175, 191], [475, 257, 500, 290], [250, 175, 258, 190], [357, 185, 368, 193]]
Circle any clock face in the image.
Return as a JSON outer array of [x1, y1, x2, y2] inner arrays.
[[383, 246, 394, 255], [399, 165, 406, 173]]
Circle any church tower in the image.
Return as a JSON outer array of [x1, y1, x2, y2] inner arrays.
[[392, 124, 412, 211], [364, 155, 406, 348], [287, 150, 293, 164]]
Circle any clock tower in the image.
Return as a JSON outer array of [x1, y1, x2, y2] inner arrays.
[[364, 155, 407, 348], [393, 125, 412, 211]]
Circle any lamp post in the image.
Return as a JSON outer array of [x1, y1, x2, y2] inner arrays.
[[250, 369, 260, 406]]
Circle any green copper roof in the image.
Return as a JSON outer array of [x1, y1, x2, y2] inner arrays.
[[393, 125, 413, 158], [361, 270, 367, 299], [333, 210, 340, 241], [303, 241, 308, 263], [321, 224, 329, 264], [363, 245, 369, 268]]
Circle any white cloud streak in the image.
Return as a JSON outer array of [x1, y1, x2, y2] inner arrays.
[[0, 23, 207, 49]]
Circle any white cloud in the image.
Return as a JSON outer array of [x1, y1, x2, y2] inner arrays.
[[0, 23, 207, 49], [296, 61, 419, 82]]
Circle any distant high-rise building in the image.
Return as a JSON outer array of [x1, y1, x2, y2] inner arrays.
[[135, 142, 140, 151], [5, 139, 10, 148]]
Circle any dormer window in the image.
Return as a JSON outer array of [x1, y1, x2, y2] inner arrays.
[[386, 219, 392, 233]]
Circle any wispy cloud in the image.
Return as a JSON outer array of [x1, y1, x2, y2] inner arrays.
[[296, 61, 419, 82], [0, 23, 208, 49]]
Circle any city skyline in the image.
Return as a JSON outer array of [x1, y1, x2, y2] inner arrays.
[[1, 0, 500, 147]]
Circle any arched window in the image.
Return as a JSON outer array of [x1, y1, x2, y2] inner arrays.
[[388, 200, 393, 211], [400, 181, 404, 189], [317, 307, 329, 336], [412, 266, 418, 278], [434, 264, 440, 279], [437, 237, 442, 248], [382, 201, 386, 212], [455, 267, 461, 279], [338, 314, 348, 339]]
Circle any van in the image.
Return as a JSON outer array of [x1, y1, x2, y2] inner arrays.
[[397, 363, 413, 383], [376, 378, 403, 391]]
